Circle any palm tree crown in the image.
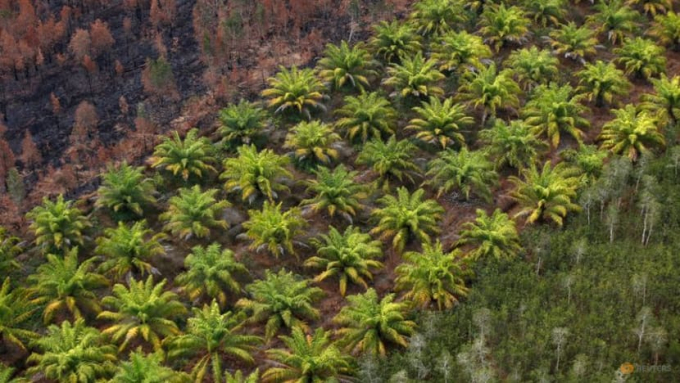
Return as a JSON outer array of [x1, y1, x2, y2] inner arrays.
[[577, 60, 632, 107], [458, 63, 521, 124], [410, 0, 468, 37], [548, 22, 599, 64], [424, 148, 498, 202], [243, 202, 307, 259], [261, 66, 326, 120], [370, 21, 422, 64], [217, 100, 269, 150], [112, 349, 189, 383], [614, 37, 666, 79], [504, 47, 559, 90], [283, 121, 342, 170], [149, 128, 217, 183], [383, 52, 445, 100], [0, 278, 37, 352], [478, 3, 530, 51], [96, 220, 166, 280], [27, 194, 90, 255], [96, 161, 157, 218], [317, 41, 377, 92], [432, 30, 492, 74], [599, 104, 666, 161], [641, 74, 680, 125], [478, 119, 546, 171], [406, 96, 472, 149], [0, 228, 20, 275], [160, 186, 230, 240], [355, 136, 420, 191], [458, 209, 521, 261], [301, 165, 367, 222], [221, 145, 292, 203], [335, 92, 397, 144]]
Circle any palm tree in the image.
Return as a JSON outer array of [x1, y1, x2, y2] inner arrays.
[[370, 187, 444, 253], [509, 161, 582, 226], [432, 30, 492, 74], [626, 0, 672, 16], [576, 60, 632, 107], [283, 121, 342, 170], [478, 4, 530, 51], [355, 136, 420, 191], [0, 228, 20, 275], [96, 161, 157, 218], [523, 83, 590, 148], [458, 209, 521, 261], [523, 0, 567, 27], [406, 96, 472, 149], [223, 369, 259, 383], [176, 243, 249, 307], [650, 12, 680, 50], [305, 226, 383, 296], [261, 66, 326, 120], [27, 194, 90, 254], [478, 119, 546, 171], [424, 148, 498, 202], [168, 301, 262, 383], [99, 276, 187, 351], [641, 74, 680, 125], [335, 92, 397, 143], [599, 105, 666, 161], [333, 288, 415, 356], [614, 37, 666, 80], [96, 220, 166, 280], [262, 327, 353, 383], [27, 319, 117, 382], [369, 21, 422, 64], [160, 186, 229, 240], [217, 100, 269, 150], [587, 0, 640, 45], [458, 63, 521, 124], [548, 22, 599, 64], [504, 47, 559, 90], [560, 144, 608, 184], [409, 0, 468, 37], [395, 240, 470, 310], [221, 145, 292, 203], [317, 41, 377, 92], [112, 349, 190, 383], [149, 128, 217, 183], [236, 269, 323, 341], [383, 52, 445, 100], [0, 278, 37, 352], [301, 165, 367, 222], [244, 201, 307, 259], [28, 248, 108, 324]]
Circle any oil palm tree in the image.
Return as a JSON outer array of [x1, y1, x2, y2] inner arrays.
[[548, 22, 599, 64], [27, 319, 117, 382], [96, 220, 166, 280], [626, 0, 672, 16], [576, 60, 632, 107], [614, 38, 666, 80], [305, 226, 383, 296], [149, 129, 217, 183], [217, 100, 269, 150], [458, 209, 521, 261], [504, 47, 559, 90], [587, 0, 640, 45], [355, 136, 420, 191], [318, 41, 377, 92], [599, 105, 666, 161], [262, 327, 353, 383], [409, 0, 468, 37], [458, 63, 521, 124], [383, 52, 445, 100], [641, 74, 680, 125], [369, 21, 422, 64], [176, 243, 249, 307], [522, 0, 567, 27], [406, 96, 473, 149], [432, 30, 492, 74], [223, 369, 259, 383], [168, 301, 262, 383], [27, 194, 90, 255], [221, 145, 292, 203], [333, 288, 415, 356], [301, 165, 367, 222], [560, 144, 608, 185], [283, 121, 342, 170], [112, 349, 190, 383], [395, 240, 470, 310], [370, 187, 444, 253], [99, 276, 187, 351], [96, 161, 157, 218], [335, 92, 397, 143], [0, 228, 20, 275], [424, 148, 498, 202], [649, 12, 680, 50], [243, 202, 307, 259], [160, 186, 229, 240], [0, 278, 37, 352], [236, 269, 323, 341], [28, 248, 108, 324], [478, 3, 530, 51], [478, 119, 546, 171], [262, 66, 326, 120]]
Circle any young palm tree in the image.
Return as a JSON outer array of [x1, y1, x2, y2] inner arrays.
[[478, 4, 530, 51], [509, 161, 582, 226], [317, 41, 377, 92], [160, 186, 229, 240], [425, 148, 498, 201], [243, 202, 307, 259], [333, 288, 415, 356], [548, 22, 599, 64], [283, 121, 342, 170], [560, 144, 608, 185], [370, 187, 444, 253], [626, 0, 672, 16], [28, 248, 108, 324], [305, 226, 383, 296], [99, 276, 187, 351], [27, 194, 90, 254], [650, 12, 680, 50], [614, 38, 666, 80], [223, 369, 259, 383], [458, 209, 521, 261], [217, 100, 269, 150], [261, 66, 326, 120], [176, 243, 248, 308], [112, 349, 190, 383], [301, 165, 367, 222], [395, 240, 470, 310], [27, 319, 117, 382], [504, 47, 559, 90], [523, 83, 590, 148], [406, 96, 473, 149], [369, 21, 422, 64], [383, 52, 445, 100], [96, 161, 157, 218], [522, 0, 567, 27], [168, 301, 262, 383], [355, 136, 420, 191], [587, 0, 640, 45], [96, 220, 166, 280], [599, 105, 666, 161], [458, 63, 521, 124], [478, 119, 546, 171], [236, 269, 323, 341], [0, 278, 37, 352], [576, 60, 632, 107], [641, 74, 680, 125], [409, 0, 468, 37], [335, 92, 397, 143], [149, 129, 217, 183], [432, 30, 492, 74], [0, 228, 20, 275], [221, 145, 292, 203]]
